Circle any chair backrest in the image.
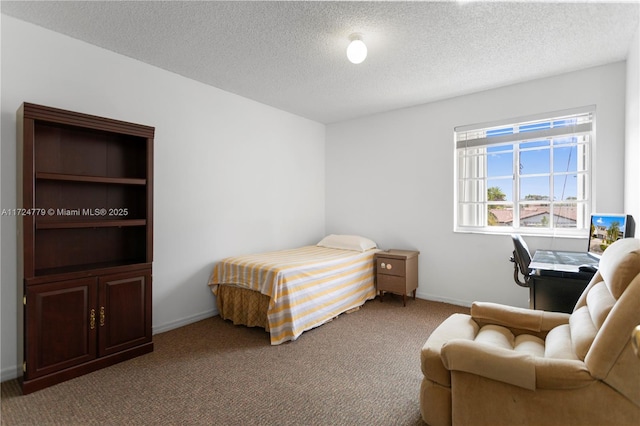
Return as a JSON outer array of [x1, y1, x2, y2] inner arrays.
[[571, 238, 640, 406], [511, 234, 532, 287]]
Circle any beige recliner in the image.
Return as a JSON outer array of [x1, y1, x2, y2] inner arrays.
[[420, 238, 640, 426]]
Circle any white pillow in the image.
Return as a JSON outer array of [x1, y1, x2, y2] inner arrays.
[[317, 234, 377, 252]]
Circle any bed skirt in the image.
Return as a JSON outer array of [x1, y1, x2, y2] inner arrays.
[[216, 285, 270, 331]]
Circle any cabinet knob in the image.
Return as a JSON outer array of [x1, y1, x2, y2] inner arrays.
[[89, 309, 96, 330], [387, 264, 392, 270], [381, 262, 386, 268]]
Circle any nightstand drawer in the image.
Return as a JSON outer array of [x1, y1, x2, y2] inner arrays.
[[376, 257, 406, 277], [374, 249, 419, 307], [377, 274, 406, 293]]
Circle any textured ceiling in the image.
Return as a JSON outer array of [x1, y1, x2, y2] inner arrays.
[[2, 1, 639, 124]]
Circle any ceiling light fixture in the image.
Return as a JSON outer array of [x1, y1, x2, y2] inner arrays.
[[346, 33, 367, 64]]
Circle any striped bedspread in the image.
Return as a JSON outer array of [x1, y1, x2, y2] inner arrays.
[[208, 245, 378, 345]]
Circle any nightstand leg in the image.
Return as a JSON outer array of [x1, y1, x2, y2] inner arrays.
[[413, 289, 416, 300], [403, 293, 407, 307], [379, 290, 384, 302]]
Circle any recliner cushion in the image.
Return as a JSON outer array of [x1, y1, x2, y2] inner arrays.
[[474, 325, 544, 356], [569, 305, 597, 360], [545, 324, 579, 360], [585, 281, 615, 329], [514, 334, 545, 357], [474, 325, 513, 349]]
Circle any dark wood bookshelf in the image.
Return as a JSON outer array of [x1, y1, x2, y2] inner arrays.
[[18, 102, 154, 394]]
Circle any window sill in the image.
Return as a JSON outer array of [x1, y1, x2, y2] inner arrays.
[[454, 227, 588, 239]]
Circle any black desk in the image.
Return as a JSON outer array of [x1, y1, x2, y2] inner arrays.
[[528, 250, 597, 313]]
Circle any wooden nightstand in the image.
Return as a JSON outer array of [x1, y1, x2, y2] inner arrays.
[[375, 249, 420, 306]]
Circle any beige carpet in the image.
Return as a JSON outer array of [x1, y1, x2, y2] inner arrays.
[[1, 296, 468, 425]]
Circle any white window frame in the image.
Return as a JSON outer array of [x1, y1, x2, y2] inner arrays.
[[454, 106, 595, 236]]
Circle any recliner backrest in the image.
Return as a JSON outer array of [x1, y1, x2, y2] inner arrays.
[[570, 238, 640, 406]]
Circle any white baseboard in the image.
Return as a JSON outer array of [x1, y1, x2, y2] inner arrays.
[[152, 308, 218, 335], [414, 290, 472, 308], [1, 365, 21, 383]]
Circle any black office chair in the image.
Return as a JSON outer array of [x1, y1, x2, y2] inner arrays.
[[510, 234, 532, 287]]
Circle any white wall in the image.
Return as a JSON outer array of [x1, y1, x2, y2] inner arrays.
[[626, 25, 640, 221], [0, 16, 326, 381], [326, 62, 628, 308]]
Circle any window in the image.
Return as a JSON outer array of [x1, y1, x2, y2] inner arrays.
[[454, 106, 594, 235]]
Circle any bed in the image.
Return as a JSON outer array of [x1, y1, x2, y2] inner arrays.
[[207, 235, 379, 345]]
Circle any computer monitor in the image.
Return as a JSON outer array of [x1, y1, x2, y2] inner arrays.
[[588, 214, 635, 258]]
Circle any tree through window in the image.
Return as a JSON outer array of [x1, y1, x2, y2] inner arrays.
[[454, 106, 594, 235]]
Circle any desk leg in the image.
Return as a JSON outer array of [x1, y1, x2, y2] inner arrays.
[[529, 286, 535, 309]]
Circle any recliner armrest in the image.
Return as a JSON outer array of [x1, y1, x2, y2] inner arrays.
[[441, 339, 536, 390], [471, 301, 570, 333], [440, 339, 594, 390]]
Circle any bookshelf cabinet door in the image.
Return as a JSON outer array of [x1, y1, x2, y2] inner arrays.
[[25, 278, 98, 380], [98, 270, 152, 356]]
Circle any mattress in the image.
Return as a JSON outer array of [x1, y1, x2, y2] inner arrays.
[[208, 245, 378, 344]]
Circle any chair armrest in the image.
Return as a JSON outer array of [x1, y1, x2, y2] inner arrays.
[[441, 339, 594, 391], [440, 339, 536, 390], [533, 357, 593, 389], [471, 301, 570, 333]]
